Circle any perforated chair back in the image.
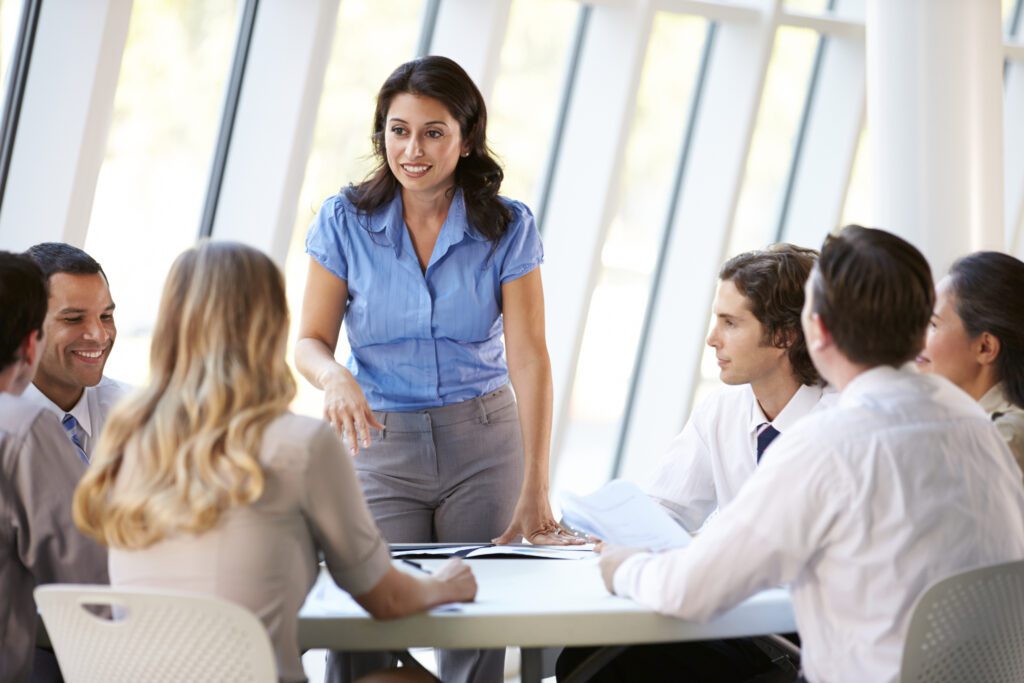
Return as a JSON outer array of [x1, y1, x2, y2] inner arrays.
[[900, 560, 1024, 683], [34, 584, 277, 683]]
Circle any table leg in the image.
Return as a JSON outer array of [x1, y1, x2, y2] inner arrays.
[[521, 647, 543, 683]]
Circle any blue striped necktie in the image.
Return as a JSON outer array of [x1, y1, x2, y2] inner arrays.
[[756, 423, 780, 463], [61, 414, 89, 465]]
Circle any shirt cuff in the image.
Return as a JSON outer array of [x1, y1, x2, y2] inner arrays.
[[613, 552, 653, 598]]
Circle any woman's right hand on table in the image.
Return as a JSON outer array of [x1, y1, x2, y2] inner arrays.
[[322, 369, 384, 456], [432, 558, 478, 603]]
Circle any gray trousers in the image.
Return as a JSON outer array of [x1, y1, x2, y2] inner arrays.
[[328, 385, 524, 683]]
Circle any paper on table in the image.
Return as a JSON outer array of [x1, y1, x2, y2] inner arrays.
[[390, 543, 595, 560], [560, 479, 691, 552]]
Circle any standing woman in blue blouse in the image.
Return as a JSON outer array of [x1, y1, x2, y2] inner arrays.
[[295, 56, 577, 681]]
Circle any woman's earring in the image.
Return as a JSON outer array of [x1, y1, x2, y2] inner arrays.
[[461, 151, 469, 157]]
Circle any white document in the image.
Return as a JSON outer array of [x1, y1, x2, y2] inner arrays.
[[390, 543, 595, 560], [560, 479, 691, 552]]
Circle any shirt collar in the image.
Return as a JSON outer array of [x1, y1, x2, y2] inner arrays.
[[367, 188, 484, 259], [838, 364, 904, 407], [22, 382, 94, 438], [980, 383, 1016, 415], [747, 382, 825, 433]]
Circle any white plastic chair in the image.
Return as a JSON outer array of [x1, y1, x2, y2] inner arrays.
[[900, 560, 1024, 683], [34, 584, 277, 683]]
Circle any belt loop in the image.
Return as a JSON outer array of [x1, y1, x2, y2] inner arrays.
[[379, 411, 388, 441], [477, 394, 489, 425]]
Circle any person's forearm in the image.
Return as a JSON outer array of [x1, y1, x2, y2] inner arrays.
[[295, 337, 351, 390], [356, 568, 456, 620], [508, 354, 553, 492]]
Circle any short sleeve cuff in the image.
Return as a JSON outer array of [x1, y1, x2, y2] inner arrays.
[[332, 535, 393, 597], [305, 195, 349, 282], [498, 256, 543, 285]]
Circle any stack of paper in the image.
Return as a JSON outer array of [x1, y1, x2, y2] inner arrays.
[[390, 543, 595, 560], [560, 479, 691, 552]]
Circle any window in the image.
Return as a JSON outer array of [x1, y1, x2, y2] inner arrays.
[[283, 0, 426, 418], [85, 1, 240, 386], [555, 13, 709, 493], [487, 0, 578, 206], [0, 0, 26, 104]]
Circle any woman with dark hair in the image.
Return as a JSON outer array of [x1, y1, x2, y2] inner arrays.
[[916, 251, 1024, 473], [295, 56, 577, 682]]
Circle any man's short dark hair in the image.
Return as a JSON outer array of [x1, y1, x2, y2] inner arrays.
[[811, 225, 934, 367], [0, 251, 48, 370], [719, 243, 820, 386], [25, 242, 105, 281]]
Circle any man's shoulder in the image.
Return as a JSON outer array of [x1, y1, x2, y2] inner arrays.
[[91, 376, 132, 407], [0, 394, 71, 474], [0, 393, 56, 438]]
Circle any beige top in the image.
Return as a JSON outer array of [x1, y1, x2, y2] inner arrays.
[[0, 394, 108, 683], [980, 383, 1024, 481], [109, 413, 392, 683]]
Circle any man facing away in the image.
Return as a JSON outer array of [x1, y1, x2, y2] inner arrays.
[[0, 251, 108, 683], [22, 243, 129, 463], [645, 243, 832, 533], [599, 226, 1024, 683]]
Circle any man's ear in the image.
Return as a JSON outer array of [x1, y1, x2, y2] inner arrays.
[[975, 331, 1001, 367], [20, 331, 39, 369], [808, 313, 831, 352], [775, 328, 797, 349]]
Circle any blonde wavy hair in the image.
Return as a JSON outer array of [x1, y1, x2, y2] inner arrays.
[[74, 241, 296, 549]]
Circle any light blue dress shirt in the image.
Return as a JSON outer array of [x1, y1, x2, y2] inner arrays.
[[306, 188, 543, 411]]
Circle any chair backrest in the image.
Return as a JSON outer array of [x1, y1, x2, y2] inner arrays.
[[900, 560, 1024, 683], [34, 584, 277, 683]]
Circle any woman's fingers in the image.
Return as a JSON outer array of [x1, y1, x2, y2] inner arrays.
[[366, 408, 385, 431], [340, 414, 359, 455]]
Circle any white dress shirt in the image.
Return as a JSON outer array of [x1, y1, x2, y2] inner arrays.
[[644, 382, 831, 532], [22, 376, 131, 458], [615, 367, 1024, 683], [980, 382, 1024, 480]]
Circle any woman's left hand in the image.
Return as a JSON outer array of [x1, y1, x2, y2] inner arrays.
[[492, 491, 585, 545]]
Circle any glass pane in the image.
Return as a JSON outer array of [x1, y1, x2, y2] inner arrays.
[[555, 13, 709, 495], [488, 0, 578, 206], [84, 1, 239, 386], [784, 0, 831, 13], [690, 26, 819, 413], [283, 0, 425, 418], [840, 126, 871, 227], [728, 26, 819, 257], [0, 0, 25, 103], [1004, 0, 1020, 36]]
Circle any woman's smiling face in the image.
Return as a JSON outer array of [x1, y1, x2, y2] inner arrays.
[[384, 92, 466, 198]]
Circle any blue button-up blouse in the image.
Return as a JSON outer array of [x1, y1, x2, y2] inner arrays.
[[305, 188, 544, 411]]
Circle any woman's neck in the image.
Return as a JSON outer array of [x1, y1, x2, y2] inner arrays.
[[401, 185, 455, 230]]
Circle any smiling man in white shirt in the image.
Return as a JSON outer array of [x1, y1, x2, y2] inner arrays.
[[599, 226, 1024, 683], [645, 243, 831, 533], [22, 243, 129, 464]]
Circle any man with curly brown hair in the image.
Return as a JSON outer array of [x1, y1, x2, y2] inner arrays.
[[644, 243, 831, 534]]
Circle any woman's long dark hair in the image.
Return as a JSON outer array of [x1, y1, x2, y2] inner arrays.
[[948, 251, 1024, 408], [345, 56, 512, 242]]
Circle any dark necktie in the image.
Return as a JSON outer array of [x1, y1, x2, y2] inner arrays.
[[756, 423, 780, 463], [62, 414, 89, 465]]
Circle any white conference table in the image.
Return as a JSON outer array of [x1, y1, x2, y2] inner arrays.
[[298, 557, 795, 682]]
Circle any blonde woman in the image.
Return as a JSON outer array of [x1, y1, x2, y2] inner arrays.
[[74, 241, 475, 683]]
